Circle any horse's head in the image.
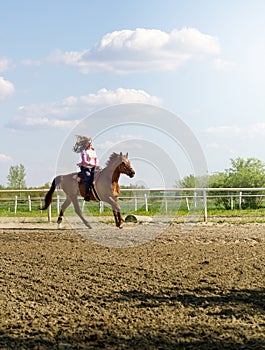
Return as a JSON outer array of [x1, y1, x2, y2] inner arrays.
[[118, 152, 135, 178]]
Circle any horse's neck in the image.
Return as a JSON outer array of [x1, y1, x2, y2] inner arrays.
[[112, 167, 121, 183], [96, 164, 120, 183], [94, 163, 121, 198]]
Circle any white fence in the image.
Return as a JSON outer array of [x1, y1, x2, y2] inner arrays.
[[1, 188, 265, 222]]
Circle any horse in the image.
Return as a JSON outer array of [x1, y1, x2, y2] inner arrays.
[[40, 152, 135, 228]]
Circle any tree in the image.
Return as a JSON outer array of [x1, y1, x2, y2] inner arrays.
[[224, 157, 265, 188], [176, 174, 208, 188], [7, 164, 26, 189], [223, 157, 265, 208], [176, 157, 265, 209]]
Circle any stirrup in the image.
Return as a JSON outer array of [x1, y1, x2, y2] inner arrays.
[[84, 189, 91, 201], [84, 194, 90, 201]]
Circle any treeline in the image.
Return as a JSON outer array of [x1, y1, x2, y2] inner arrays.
[[0, 164, 50, 190], [177, 157, 265, 209], [3, 157, 265, 209]]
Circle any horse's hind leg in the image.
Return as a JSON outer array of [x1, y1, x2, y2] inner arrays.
[[71, 196, 92, 229], [58, 196, 71, 228]]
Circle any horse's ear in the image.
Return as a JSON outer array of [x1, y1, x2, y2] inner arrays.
[[126, 152, 128, 158], [120, 152, 122, 156]]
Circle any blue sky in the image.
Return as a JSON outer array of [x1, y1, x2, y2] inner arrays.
[[1, 0, 265, 187]]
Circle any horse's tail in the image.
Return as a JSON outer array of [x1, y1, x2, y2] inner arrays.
[[39, 176, 61, 210]]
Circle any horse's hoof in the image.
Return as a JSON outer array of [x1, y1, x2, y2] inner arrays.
[[58, 223, 62, 229], [84, 222, 92, 229]]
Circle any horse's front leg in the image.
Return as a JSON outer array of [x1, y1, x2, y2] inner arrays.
[[107, 196, 123, 228], [113, 210, 123, 228]]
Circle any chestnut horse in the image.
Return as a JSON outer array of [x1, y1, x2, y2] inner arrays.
[[40, 152, 135, 228]]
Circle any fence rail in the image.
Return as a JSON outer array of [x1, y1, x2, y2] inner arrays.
[[1, 188, 265, 222]]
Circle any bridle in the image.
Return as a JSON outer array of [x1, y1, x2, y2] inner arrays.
[[120, 161, 135, 178]]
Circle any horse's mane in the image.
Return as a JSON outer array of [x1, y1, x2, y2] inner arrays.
[[105, 152, 123, 167]]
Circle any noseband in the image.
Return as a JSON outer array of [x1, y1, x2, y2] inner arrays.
[[120, 161, 134, 177]]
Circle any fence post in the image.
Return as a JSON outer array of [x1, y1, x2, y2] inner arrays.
[[28, 195, 32, 212], [99, 201, 104, 214], [239, 191, 242, 209], [56, 195, 60, 214], [14, 195, 18, 213], [230, 195, 234, 210], [185, 197, 190, 211], [193, 191, 197, 210], [165, 195, 168, 213], [203, 190, 207, 222], [48, 204, 52, 222], [134, 195, 137, 211], [144, 193, 148, 212]]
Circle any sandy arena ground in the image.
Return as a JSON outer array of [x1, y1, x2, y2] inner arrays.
[[0, 219, 264, 349]]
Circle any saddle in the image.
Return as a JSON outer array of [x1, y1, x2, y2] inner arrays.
[[76, 172, 100, 201], [77, 171, 86, 185]]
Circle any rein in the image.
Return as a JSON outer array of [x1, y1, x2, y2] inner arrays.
[[91, 184, 101, 202]]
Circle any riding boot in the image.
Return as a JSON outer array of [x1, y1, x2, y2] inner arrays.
[[84, 183, 91, 201]]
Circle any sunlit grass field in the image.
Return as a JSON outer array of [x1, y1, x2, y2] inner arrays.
[[1, 195, 265, 223]]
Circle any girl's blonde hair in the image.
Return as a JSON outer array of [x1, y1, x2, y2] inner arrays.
[[72, 135, 92, 153]]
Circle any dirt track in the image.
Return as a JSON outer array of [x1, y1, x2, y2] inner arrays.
[[0, 222, 265, 349]]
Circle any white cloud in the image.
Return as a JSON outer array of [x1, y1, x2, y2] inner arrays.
[[97, 133, 145, 151], [6, 115, 80, 130], [213, 58, 237, 71], [206, 142, 220, 149], [23, 117, 79, 128], [80, 88, 160, 105], [251, 122, 265, 136], [0, 76, 15, 99], [0, 154, 12, 162], [21, 58, 42, 67], [205, 125, 242, 136], [46, 27, 220, 74], [0, 57, 14, 72], [205, 123, 265, 138], [7, 88, 161, 129]]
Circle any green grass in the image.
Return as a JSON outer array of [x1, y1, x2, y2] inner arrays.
[[1, 198, 265, 223], [207, 207, 265, 217]]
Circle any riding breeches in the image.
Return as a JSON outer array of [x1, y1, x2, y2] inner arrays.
[[80, 166, 95, 186]]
